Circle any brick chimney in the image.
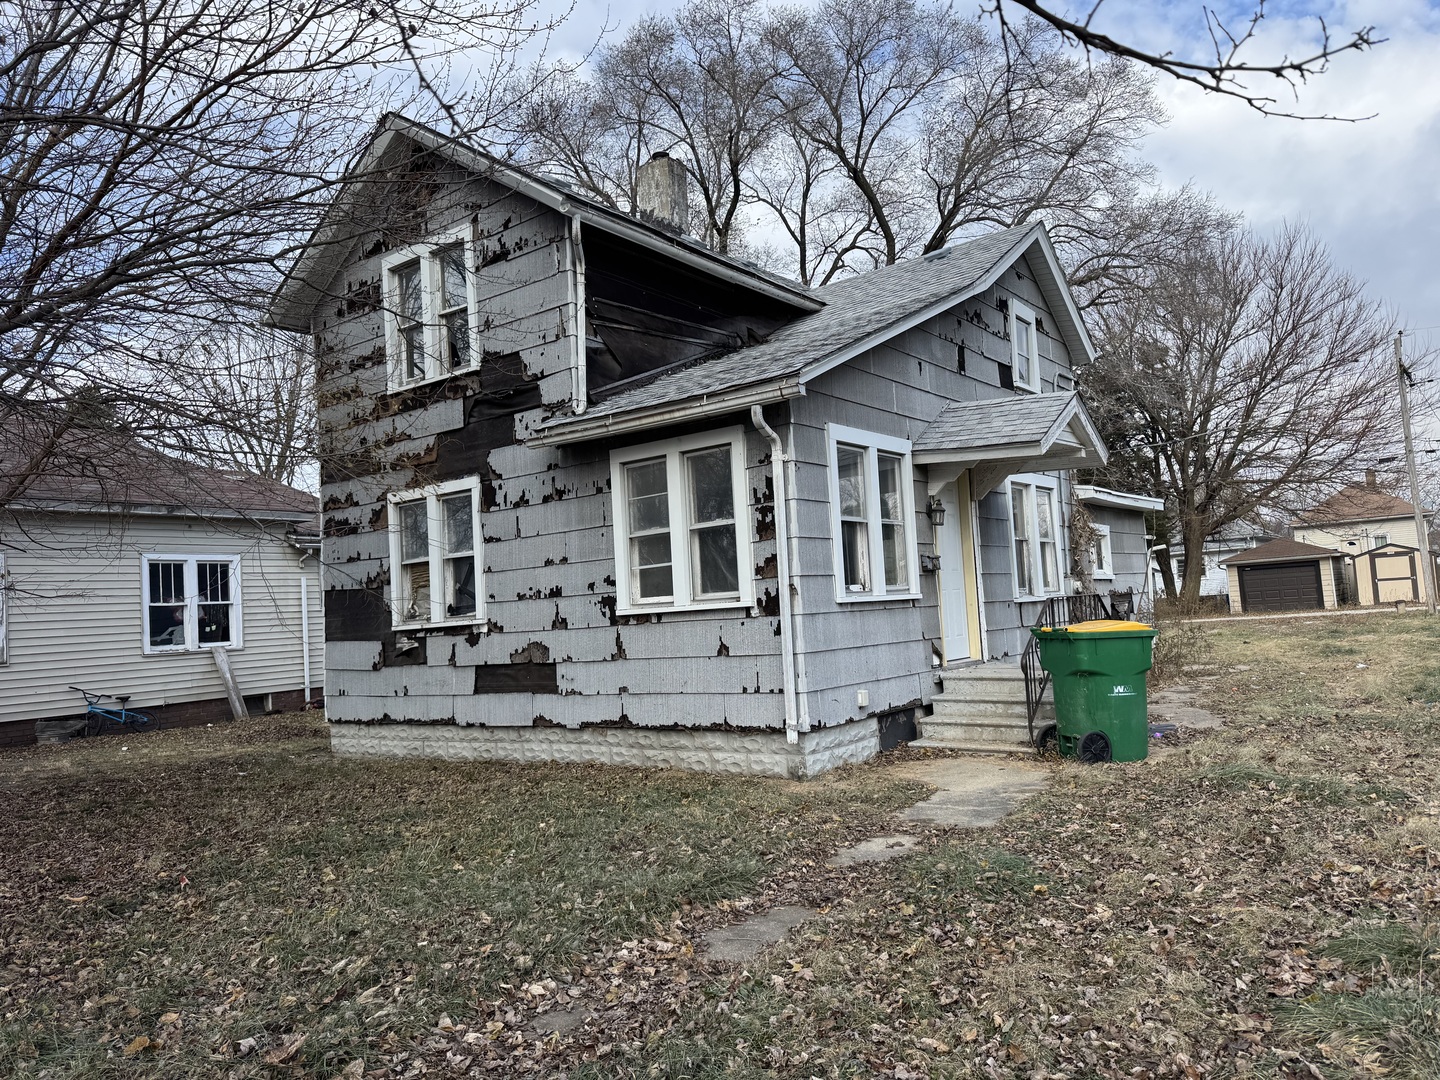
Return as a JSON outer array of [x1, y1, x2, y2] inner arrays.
[[635, 151, 689, 234], [1365, 468, 1378, 489]]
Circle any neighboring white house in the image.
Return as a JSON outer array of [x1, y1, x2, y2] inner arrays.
[[0, 423, 321, 746], [1292, 476, 1430, 556]]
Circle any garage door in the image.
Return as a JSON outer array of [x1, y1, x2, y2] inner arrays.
[[1239, 561, 1323, 612]]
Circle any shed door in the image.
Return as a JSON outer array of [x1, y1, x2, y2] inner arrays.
[[1372, 552, 1418, 603], [1238, 561, 1323, 612]]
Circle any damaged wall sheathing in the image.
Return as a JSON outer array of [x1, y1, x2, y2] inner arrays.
[[786, 248, 1080, 723], [313, 166, 786, 733]]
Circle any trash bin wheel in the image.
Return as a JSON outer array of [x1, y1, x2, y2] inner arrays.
[[1034, 724, 1059, 757], [1077, 730, 1112, 764]]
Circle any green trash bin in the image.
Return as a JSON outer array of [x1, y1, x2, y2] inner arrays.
[[1030, 619, 1159, 763]]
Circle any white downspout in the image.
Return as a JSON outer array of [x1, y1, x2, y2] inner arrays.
[[300, 573, 312, 707], [570, 214, 587, 415], [752, 405, 799, 745]]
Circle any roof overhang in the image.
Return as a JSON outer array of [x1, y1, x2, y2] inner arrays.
[[1074, 485, 1164, 512], [268, 115, 820, 332], [7, 498, 314, 524]]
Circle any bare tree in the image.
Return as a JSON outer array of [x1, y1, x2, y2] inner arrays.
[[0, 0, 567, 506], [1082, 223, 1400, 604], [994, 1, 1381, 118]]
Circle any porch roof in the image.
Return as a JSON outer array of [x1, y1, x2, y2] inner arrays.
[[912, 392, 1106, 495]]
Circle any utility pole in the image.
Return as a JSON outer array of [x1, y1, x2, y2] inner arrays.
[[1396, 331, 1437, 614]]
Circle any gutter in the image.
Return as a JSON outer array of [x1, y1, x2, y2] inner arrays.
[[750, 405, 800, 746], [530, 379, 805, 447]]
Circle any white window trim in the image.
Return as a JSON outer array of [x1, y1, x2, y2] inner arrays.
[[387, 477, 486, 631], [1092, 522, 1115, 580], [1008, 474, 1065, 600], [609, 427, 755, 615], [140, 554, 245, 655], [380, 228, 482, 392], [825, 423, 922, 604], [1010, 299, 1040, 393]]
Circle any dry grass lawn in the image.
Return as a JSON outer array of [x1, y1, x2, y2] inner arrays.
[[3, 611, 1439, 1078]]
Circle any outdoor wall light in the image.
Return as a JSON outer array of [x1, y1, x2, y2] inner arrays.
[[926, 496, 946, 527]]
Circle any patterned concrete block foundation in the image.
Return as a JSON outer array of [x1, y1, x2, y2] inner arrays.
[[327, 718, 880, 779]]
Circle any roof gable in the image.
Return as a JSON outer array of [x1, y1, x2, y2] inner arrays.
[[268, 114, 819, 331]]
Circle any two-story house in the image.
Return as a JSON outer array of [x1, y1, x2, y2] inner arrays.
[[269, 115, 1112, 776]]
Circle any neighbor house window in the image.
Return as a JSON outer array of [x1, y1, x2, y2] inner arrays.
[[1372, 533, 1389, 549], [1010, 300, 1039, 392], [140, 555, 243, 654], [388, 478, 483, 627], [826, 425, 920, 602], [1009, 478, 1061, 598], [610, 428, 753, 612], [1092, 523, 1114, 580], [382, 232, 478, 389]]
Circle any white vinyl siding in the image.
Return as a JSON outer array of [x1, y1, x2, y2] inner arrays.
[[0, 515, 320, 726], [825, 424, 920, 603], [0, 553, 8, 665], [609, 428, 754, 614]]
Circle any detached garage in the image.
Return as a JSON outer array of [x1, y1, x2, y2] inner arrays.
[[1221, 539, 1346, 613]]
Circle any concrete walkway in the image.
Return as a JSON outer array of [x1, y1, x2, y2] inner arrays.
[[699, 754, 1051, 963]]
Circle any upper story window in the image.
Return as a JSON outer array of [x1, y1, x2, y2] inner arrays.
[[141, 555, 242, 654], [381, 233, 477, 389], [826, 425, 920, 603], [1010, 476, 1062, 599], [1010, 300, 1039, 393], [610, 428, 754, 614], [388, 478, 483, 628], [1372, 533, 1390, 549]]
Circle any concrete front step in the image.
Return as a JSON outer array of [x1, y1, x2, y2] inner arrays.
[[910, 735, 1033, 755], [922, 715, 1035, 745]]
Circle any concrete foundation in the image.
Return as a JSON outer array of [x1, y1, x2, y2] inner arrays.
[[327, 716, 880, 779]]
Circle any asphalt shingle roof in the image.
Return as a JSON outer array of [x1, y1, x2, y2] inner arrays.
[[1, 420, 317, 521], [552, 225, 1036, 427], [1295, 484, 1422, 525], [1219, 538, 1344, 566], [912, 391, 1076, 454]]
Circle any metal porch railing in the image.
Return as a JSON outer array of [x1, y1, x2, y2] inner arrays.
[[1020, 592, 1114, 745]]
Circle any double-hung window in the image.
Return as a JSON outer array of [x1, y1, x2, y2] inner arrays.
[[388, 478, 483, 628], [140, 555, 243, 654], [1091, 523, 1114, 580], [1010, 300, 1039, 392], [1009, 477, 1062, 598], [610, 428, 753, 612], [381, 232, 478, 389], [826, 425, 919, 602]]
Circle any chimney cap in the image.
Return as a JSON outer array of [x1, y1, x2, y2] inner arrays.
[[648, 150, 671, 161]]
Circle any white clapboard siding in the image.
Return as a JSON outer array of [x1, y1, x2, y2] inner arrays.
[[1, 513, 322, 725]]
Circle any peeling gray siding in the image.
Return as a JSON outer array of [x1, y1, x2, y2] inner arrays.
[[314, 170, 785, 737]]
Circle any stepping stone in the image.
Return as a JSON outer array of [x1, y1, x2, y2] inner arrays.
[[528, 1006, 594, 1037], [894, 758, 1048, 828], [702, 905, 815, 963], [828, 834, 918, 867]]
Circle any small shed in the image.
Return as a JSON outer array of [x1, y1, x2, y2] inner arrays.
[[1220, 539, 1346, 613], [1354, 542, 1431, 606]]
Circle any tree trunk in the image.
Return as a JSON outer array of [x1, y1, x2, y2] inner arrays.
[[1178, 519, 1210, 607]]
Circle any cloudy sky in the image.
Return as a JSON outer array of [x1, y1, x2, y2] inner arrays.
[[545, 0, 1439, 339]]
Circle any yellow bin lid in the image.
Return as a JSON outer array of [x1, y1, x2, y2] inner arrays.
[[1063, 619, 1154, 632]]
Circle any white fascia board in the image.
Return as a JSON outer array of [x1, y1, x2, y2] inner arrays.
[[1074, 485, 1165, 512], [912, 443, 1044, 467], [1026, 227, 1098, 365], [1038, 395, 1109, 466], [528, 380, 805, 447]]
